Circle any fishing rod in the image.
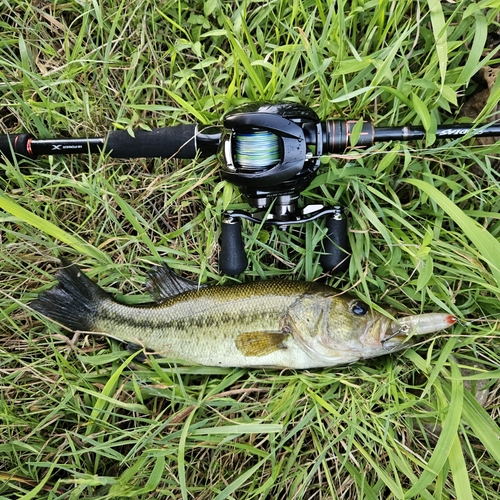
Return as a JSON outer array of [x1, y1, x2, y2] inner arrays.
[[2, 102, 500, 274]]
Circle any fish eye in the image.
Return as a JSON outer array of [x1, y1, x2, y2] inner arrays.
[[351, 301, 369, 316]]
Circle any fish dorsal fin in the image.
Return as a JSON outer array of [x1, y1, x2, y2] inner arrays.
[[146, 264, 205, 302], [235, 330, 290, 357]]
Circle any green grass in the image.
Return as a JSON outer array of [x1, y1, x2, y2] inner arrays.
[[1, 0, 500, 498]]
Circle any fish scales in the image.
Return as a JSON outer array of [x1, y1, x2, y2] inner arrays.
[[29, 260, 457, 369], [93, 281, 317, 367]]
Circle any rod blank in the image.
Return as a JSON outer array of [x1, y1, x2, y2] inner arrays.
[[1, 120, 499, 163]]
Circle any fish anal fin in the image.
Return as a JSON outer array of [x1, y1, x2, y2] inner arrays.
[[235, 330, 289, 357], [126, 343, 148, 363], [126, 342, 162, 364]]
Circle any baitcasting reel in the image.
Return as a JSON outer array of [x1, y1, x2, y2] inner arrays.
[[218, 102, 351, 275]]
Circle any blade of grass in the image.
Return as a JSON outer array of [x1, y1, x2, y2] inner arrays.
[[0, 191, 107, 262], [404, 359, 463, 498], [459, 386, 500, 464], [85, 351, 143, 436], [427, 0, 448, 89], [15, 460, 58, 500], [449, 434, 473, 500], [455, 10, 488, 86], [405, 179, 500, 289], [101, 179, 161, 261], [213, 457, 269, 500]]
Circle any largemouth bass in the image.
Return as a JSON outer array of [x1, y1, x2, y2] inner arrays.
[[30, 260, 456, 369]]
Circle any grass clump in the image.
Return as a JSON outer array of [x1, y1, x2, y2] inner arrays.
[[1, 0, 500, 498]]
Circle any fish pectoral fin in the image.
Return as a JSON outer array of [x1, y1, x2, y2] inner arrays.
[[235, 330, 289, 357]]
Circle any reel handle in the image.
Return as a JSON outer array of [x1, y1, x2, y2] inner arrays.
[[219, 217, 248, 276], [319, 211, 351, 272], [219, 207, 351, 275]]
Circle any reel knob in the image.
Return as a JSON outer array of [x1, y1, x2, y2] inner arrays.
[[319, 208, 351, 272], [219, 216, 248, 275]]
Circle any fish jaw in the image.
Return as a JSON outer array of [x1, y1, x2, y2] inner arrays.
[[378, 312, 457, 352]]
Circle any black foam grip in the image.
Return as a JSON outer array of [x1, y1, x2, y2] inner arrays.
[[105, 125, 198, 159], [0, 133, 36, 160], [220, 219, 248, 275], [319, 215, 351, 272]]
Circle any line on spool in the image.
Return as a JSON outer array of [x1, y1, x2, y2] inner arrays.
[[234, 130, 280, 171]]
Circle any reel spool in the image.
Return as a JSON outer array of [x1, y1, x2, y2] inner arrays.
[[234, 130, 281, 170], [218, 102, 350, 275]]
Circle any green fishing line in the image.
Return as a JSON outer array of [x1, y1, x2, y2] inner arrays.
[[234, 130, 280, 170]]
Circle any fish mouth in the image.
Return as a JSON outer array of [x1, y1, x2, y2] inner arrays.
[[380, 313, 457, 351]]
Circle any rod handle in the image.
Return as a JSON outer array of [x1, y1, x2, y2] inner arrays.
[[319, 211, 351, 272], [0, 133, 36, 161], [219, 217, 248, 275], [105, 125, 198, 159]]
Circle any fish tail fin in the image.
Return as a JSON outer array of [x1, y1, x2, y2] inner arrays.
[[31, 258, 110, 332]]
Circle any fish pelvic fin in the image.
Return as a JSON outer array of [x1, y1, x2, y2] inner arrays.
[[31, 258, 110, 332], [126, 343, 150, 363], [146, 264, 206, 303], [235, 331, 290, 357]]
